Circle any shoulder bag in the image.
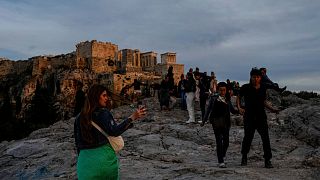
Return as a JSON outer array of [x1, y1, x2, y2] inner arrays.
[[91, 121, 124, 153]]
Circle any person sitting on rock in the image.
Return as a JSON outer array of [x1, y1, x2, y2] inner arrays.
[[260, 67, 286, 93], [201, 82, 238, 168]]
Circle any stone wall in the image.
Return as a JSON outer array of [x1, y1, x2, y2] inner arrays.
[[31, 56, 49, 76], [50, 52, 76, 70], [75, 41, 92, 69], [0, 59, 32, 78], [155, 63, 184, 86], [112, 72, 161, 94], [14, 60, 32, 75], [0, 60, 14, 78], [75, 40, 120, 73]]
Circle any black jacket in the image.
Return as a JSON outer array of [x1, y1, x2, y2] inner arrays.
[[74, 108, 133, 154], [203, 96, 238, 128]]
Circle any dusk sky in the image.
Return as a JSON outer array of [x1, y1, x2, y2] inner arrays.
[[1, 0, 319, 92]]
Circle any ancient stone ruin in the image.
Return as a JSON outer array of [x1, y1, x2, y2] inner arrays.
[[0, 40, 184, 121]]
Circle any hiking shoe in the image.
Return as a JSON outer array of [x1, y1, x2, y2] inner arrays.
[[219, 163, 226, 168], [241, 156, 247, 166], [265, 160, 274, 168], [186, 120, 195, 124]]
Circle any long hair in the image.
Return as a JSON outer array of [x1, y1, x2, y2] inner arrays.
[[80, 84, 108, 143]]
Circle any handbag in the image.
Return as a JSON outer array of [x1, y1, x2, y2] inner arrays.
[[91, 121, 124, 153]]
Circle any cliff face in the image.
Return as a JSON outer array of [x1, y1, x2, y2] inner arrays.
[[0, 94, 319, 179], [0, 51, 163, 142]]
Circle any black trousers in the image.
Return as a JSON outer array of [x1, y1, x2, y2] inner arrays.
[[241, 120, 272, 160], [213, 126, 229, 163], [200, 95, 207, 119]]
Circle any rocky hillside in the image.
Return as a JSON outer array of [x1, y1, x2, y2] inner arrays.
[[0, 94, 319, 179]]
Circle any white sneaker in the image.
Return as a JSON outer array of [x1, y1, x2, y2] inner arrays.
[[186, 120, 195, 124], [219, 163, 226, 168], [197, 120, 202, 124]]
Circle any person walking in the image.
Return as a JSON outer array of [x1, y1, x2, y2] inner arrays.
[[185, 72, 196, 123], [201, 82, 238, 168], [74, 84, 147, 179], [236, 68, 279, 168]]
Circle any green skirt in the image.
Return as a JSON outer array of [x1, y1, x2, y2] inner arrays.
[[77, 144, 119, 180]]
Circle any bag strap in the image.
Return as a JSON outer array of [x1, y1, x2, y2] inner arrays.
[[91, 121, 109, 138]]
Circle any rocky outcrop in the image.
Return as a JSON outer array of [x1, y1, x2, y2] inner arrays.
[[0, 119, 77, 179], [0, 97, 319, 179], [279, 104, 320, 147]]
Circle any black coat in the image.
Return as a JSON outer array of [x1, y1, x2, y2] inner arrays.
[[203, 96, 238, 129]]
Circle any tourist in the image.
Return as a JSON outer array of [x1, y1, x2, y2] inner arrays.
[[199, 72, 210, 121], [201, 82, 238, 168], [185, 72, 196, 123], [178, 74, 187, 110], [209, 71, 218, 95], [236, 68, 279, 168], [167, 66, 177, 109], [73, 81, 85, 116], [74, 84, 146, 179], [260, 67, 286, 93], [160, 75, 170, 110]]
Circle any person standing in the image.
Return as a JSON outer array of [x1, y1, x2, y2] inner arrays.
[[178, 74, 187, 110], [73, 82, 86, 116], [201, 82, 238, 168], [199, 72, 209, 121], [185, 72, 196, 123], [159, 76, 170, 110], [74, 84, 146, 179], [209, 72, 218, 95], [236, 68, 279, 168]]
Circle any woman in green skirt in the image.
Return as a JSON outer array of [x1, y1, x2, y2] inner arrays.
[[74, 84, 147, 179]]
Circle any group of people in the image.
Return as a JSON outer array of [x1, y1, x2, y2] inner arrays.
[[200, 67, 281, 169], [73, 66, 285, 179]]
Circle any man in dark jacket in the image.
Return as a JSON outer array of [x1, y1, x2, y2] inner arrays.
[[237, 68, 279, 168], [178, 74, 187, 110], [201, 82, 238, 168]]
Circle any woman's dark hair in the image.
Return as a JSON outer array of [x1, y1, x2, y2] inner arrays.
[[80, 84, 108, 143]]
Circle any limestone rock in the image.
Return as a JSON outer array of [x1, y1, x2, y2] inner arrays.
[[280, 104, 320, 147], [1, 98, 320, 179]]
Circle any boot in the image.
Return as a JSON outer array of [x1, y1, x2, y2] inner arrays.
[[241, 155, 247, 166], [265, 160, 274, 168]]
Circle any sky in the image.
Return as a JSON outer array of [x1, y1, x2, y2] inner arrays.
[[1, 0, 319, 92]]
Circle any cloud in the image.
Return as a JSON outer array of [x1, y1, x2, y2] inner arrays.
[[0, 0, 319, 91]]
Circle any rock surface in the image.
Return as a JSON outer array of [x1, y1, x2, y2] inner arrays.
[[0, 97, 320, 179]]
